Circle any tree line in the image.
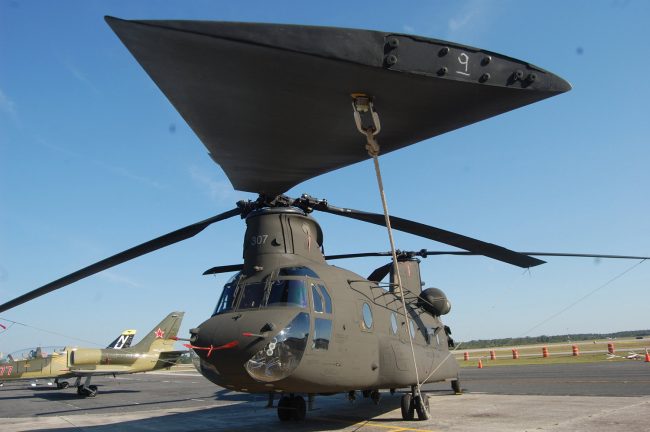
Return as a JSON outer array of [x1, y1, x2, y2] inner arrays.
[[459, 330, 649, 349]]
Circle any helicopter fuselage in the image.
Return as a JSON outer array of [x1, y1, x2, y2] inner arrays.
[[191, 207, 458, 394]]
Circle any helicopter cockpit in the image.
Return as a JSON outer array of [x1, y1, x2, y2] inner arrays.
[[212, 266, 326, 316], [209, 266, 333, 383]]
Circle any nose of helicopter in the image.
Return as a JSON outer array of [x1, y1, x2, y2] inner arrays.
[[189, 310, 310, 383]]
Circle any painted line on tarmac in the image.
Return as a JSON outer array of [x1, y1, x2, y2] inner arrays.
[[147, 371, 203, 377], [312, 416, 438, 431]]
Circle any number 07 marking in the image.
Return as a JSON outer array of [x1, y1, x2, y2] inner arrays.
[[250, 235, 268, 246]]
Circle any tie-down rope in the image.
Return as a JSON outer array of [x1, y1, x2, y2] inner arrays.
[[351, 95, 423, 400]]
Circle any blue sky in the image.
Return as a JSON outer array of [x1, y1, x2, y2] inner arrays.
[[1, 0, 649, 354]]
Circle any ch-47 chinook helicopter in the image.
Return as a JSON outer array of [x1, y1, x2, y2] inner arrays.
[[1, 17, 648, 422]]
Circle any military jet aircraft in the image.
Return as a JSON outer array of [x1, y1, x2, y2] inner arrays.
[[0, 312, 185, 397]]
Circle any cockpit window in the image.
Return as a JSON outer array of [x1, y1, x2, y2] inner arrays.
[[239, 282, 266, 309], [213, 272, 242, 315], [267, 279, 308, 308], [278, 266, 319, 278], [317, 284, 332, 313], [312, 284, 323, 313]]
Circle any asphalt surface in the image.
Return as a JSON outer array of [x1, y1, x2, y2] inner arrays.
[[1, 362, 648, 431], [448, 361, 650, 397]]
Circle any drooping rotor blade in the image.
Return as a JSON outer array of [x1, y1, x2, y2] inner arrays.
[[202, 252, 392, 275], [517, 252, 650, 260], [325, 252, 393, 260], [203, 264, 244, 276], [367, 263, 393, 282], [400, 251, 650, 260], [327, 250, 650, 261], [313, 204, 545, 268], [0, 208, 241, 313], [106, 17, 570, 196]]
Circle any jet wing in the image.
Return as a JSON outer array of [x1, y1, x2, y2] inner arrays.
[[67, 366, 133, 376]]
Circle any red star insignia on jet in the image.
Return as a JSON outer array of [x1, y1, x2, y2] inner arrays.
[[154, 328, 165, 339]]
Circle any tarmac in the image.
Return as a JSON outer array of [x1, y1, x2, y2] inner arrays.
[[1, 361, 648, 431]]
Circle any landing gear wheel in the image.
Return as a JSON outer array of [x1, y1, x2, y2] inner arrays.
[[277, 396, 292, 421], [57, 381, 69, 389], [277, 395, 306, 421], [414, 395, 430, 420], [451, 378, 462, 394], [77, 385, 98, 397], [290, 396, 306, 420], [400, 393, 415, 421]]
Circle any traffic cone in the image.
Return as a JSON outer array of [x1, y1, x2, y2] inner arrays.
[[478, 359, 483, 369], [572, 345, 580, 356], [490, 350, 496, 360], [464, 352, 469, 361], [542, 346, 549, 358], [644, 349, 650, 363]]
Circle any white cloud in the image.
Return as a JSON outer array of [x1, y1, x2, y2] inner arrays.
[[189, 165, 236, 202], [403, 25, 416, 34], [446, 0, 494, 41], [0, 88, 16, 115], [37, 138, 164, 190], [100, 271, 141, 288], [63, 59, 100, 95]]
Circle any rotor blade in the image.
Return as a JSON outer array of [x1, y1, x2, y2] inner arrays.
[[202, 252, 394, 274], [367, 262, 393, 282], [0, 208, 242, 313], [324, 250, 650, 261], [520, 252, 650, 260], [314, 204, 545, 268], [420, 251, 650, 260], [203, 264, 244, 275], [325, 252, 392, 260], [202, 252, 394, 275]]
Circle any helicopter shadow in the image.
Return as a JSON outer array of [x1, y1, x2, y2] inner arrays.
[[212, 388, 269, 402], [26, 393, 407, 432], [33, 389, 141, 401]]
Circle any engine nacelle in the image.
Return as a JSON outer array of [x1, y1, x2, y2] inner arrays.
[[418, 287, 451, 316]]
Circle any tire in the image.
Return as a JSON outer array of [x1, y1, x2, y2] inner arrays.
[[57, 381, 69, 390], [77, 385, 84, 396], [400, 393, 414, 421], [291, 396, 306, 421], [277, 396, 292, 421], [451, 379, 462, 394], [414, 395, 430, 421]]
